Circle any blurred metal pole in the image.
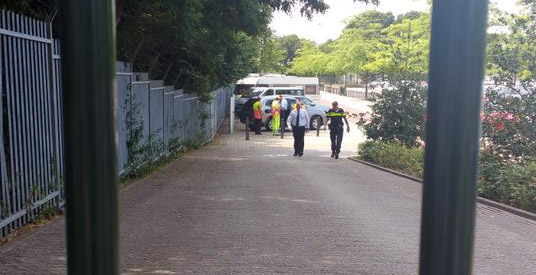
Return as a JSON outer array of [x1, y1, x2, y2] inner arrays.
[[230, 95, 235, 134], [245, 116, 250, 141], [280, 115, 284, 139], [419, 0, 488, 274], [59, 0, 118, 274]]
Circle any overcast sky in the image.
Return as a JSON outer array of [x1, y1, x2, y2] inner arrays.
[[270, 0, 522, 43]]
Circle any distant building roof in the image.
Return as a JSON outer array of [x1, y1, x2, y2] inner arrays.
[[236, 76, 262, 85], [237, 74, 319, 86]]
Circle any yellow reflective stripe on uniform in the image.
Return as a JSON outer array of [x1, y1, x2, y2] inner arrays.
[[326, 112, 345, 117]]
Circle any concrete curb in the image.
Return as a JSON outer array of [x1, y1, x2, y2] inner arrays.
[[348, 157, 423, 182], [348, 157, 536, 222]]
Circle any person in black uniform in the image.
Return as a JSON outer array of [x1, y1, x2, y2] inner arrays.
[[325, 101, 350, 159]]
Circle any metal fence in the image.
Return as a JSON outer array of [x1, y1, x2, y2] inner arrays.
[[322, 85, 369, 100], [115, 66, 233, 173], [0, 10, 233, 238]]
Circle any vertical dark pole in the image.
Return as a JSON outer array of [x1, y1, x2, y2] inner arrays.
[[59, 0, 118, 274], [419, 0, 488, 275], [245, 116, 250, 140], [280, 115, 284, 139]]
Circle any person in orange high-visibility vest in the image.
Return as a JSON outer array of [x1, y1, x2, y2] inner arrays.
[[252, 97, 263, 135]]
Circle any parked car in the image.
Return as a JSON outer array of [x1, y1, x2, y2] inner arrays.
[[240, 95, 328, 131], [483, 84, 531, 99], [293, 96, 330, 130], [235, 86, 304, 115]]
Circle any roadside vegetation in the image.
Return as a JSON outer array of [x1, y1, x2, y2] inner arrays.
[[1, 0, 377, 100], [358, 141, 424, 178], [353, 2, 536, 213], [358, 142, 536, 213], [1, 1, 384, 240], [2, 1, 534, 213], [288, 10, 430, 98]]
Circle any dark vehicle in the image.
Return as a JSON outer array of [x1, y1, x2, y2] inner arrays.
[[239, 95, 328, 131], [235, 87, 304, 115], [238, 97, 257, 130]]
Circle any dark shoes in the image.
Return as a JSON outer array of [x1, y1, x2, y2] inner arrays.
[[293, 152, 303, 157], [331, 153, 335, 158], [335, 154, 339, 159], [293, 152, 298, 156], [299, 153, 303, 157]]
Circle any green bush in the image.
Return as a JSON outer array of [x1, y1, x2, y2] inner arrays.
[[357, 80, 427, 147], [480, 152, 536, 212], [482, 88, 536, 161], [358, 140, 424, 178]]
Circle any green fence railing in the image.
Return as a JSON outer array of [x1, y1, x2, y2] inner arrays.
[[419, 0, 489, 274], [58, 0, 490, 274]]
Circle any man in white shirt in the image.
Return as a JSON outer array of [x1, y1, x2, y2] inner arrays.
[[287, 100, 309, 157], [279, 95, 289, 132]]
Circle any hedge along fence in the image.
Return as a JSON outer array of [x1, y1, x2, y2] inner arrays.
[[358, 141, 424, 179], [0, 10, 234, 238], [357, 141, 536, 213], [118, 66, 233, 178], [479, 152, 536, 213]]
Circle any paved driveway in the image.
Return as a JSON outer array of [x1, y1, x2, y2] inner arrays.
[[0, 123, 535, 275]]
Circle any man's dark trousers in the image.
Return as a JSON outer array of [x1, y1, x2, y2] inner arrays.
[[254, 119, 262, 134], [293, 126, 306, 154], [281, 110, 289, 132], [330, 125, 344, 154]]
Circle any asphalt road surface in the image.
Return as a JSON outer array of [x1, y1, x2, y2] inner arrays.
[[0, 119, 535, 274]]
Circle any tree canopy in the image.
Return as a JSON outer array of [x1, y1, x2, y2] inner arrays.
[[483, 1, 536, 161], [288, 10, 431, 83], [0, 0, 57, 20], [261, 0, 379, 19], [1, 0, 379, 99], [344, 10, 395, 31], [278, 34, 305, 68], [288, 40, 330, 76]]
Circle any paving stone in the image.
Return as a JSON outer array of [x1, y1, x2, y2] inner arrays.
[[1, 121, 535, 275]]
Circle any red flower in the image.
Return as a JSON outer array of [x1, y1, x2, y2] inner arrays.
[[483, 111, 520, 123]]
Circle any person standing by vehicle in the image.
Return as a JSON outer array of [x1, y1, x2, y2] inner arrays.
[[252, 97, 263, 135], [279, 95, 289, 132], [271, 97, 281, 135], [287, 100, 309, 157], [325, 101, 350, 159]]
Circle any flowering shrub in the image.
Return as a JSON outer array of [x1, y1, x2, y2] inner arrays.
[[481, 87, 536, 161], [357, 80, 427, 147]]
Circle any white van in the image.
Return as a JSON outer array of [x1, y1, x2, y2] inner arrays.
[[249, 86, 304, 98], [235, 87, 305, 114]]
